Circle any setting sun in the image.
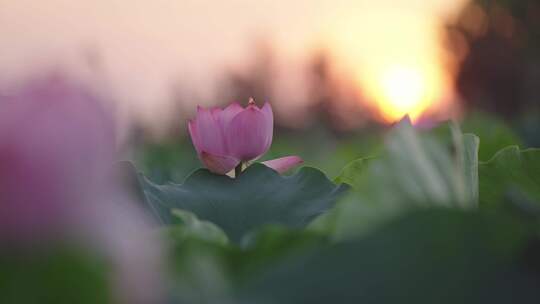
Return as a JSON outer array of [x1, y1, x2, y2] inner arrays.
[[322, 4, 459, 124], [364, 64, 444, 123], [378, 66, 427, 121]]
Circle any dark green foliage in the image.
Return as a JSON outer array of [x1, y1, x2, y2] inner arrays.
[[0, 246, 110, 304], [136, 163, 348, 242], [479, 146, 540, 209], [242, 209, 540, 304]]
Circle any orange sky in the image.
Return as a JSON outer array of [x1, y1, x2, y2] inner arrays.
[[0, 0, 468, 130]]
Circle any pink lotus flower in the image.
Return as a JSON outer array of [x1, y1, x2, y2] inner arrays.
[[0, 75, 164, 303], [0, 76, 116, 241], [188, 99, 303, 175]]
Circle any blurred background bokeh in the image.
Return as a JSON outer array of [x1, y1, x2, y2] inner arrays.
[[1, 0, 538, 180]]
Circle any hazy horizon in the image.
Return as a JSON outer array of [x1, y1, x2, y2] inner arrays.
[[0, 0, 468, 134]]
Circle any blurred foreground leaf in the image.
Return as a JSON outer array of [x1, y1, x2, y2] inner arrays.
[[0, 246, 110, 304], [167, 226, 328, 304], [134, 163, 347, 242], [245, 209, 539, 304], [312, 121, 480, 239], [162, 209, 229, 245], [460, 132, 480, 204], [333, 157, 374, 188]]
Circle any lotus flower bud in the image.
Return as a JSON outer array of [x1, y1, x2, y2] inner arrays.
[[188, 99, 303, 175]]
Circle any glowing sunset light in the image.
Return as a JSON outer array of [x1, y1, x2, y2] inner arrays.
[[322, 2, 464, 124], [365, 63, 446, 123], [377, 66, 427, 121]]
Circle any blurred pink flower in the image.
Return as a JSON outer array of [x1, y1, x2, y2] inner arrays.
[[0, 75, 164, 303], [188, 98, 303, 175], [0, 76, 115, 241]]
